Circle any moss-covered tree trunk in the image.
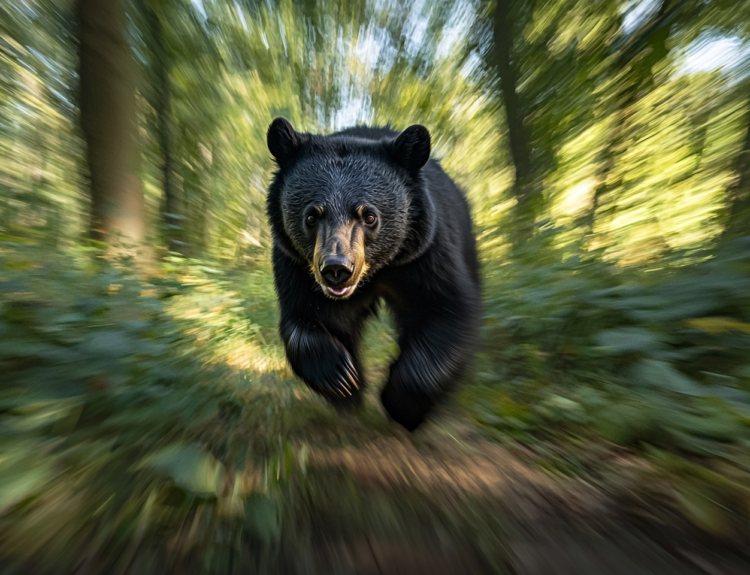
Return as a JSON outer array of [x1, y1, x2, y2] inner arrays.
[[77, 0, 146, 254]]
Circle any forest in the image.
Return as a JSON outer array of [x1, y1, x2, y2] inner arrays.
[[1, 0, 750, 573]]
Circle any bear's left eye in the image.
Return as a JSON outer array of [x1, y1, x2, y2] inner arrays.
[[364, 214, 377, 226]]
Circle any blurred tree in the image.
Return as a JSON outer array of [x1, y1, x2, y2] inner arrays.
[[582, 0, 691, 242], [711, 0, 750, 242], [0, 1, 80, 244], [160, 0, 231, 257], [489, 0, 538, 244], [137, 0, 182, 254], [722, 81, 750, 241], [77, 0, 147, 254], [1, 0, 747, 264]]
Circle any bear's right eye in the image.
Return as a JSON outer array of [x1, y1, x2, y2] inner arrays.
[[306, 214, 317, 226]]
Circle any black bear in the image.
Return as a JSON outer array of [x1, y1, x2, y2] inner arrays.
[[266, 118, 481, 431]]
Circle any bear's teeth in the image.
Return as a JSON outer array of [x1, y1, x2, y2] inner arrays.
[[327, 285, 352, 297]]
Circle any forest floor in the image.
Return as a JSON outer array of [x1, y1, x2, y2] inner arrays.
[[3, 252, 750, 574], [279, 391, 750, 575]]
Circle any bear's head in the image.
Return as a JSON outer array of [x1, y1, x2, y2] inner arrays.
[[266, 118, 436, 299]]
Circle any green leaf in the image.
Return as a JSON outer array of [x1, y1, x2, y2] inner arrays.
[[51, 313, 87, 324], [142, 444, 225, 498], [539, 394, 587, 424], [674, 486, 730, 537], [0, 443, 54, 512], [595, 328, 663, 354], [0, 280, 30, 293], [80, 330, 133, 358], [670, 408, 747, 442], [595, 403, 661, 445], [244, 493, 281, 542], [629, 359, 707, 396]]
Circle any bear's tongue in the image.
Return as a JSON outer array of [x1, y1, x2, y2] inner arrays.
[[327, 285, 353, 297]]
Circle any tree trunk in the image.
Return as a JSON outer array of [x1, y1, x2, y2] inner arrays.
[[181, 151, 204, 256], [582, 75, 635, 242], [140, 0, 182, 253], [722, 94, 750, 242], [491, 0, 537, 243], [77, 0, 146, 256]]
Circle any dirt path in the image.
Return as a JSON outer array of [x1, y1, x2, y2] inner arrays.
[[299, 417, 750, 575]]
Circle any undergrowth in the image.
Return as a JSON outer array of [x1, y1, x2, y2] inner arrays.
[[463, 229, 750, 536], [0, 244, 410, 574], [2, 232, 750, 571]]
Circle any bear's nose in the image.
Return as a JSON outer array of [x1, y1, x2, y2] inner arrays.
[[321, 256, 353, 286]]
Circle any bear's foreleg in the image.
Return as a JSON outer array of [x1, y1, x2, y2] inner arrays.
[[273, 248, 363, 404], [381, 306, 478, 431], [280, 319, 362, 402]]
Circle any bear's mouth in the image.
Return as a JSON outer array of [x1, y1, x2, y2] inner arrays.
[[323, 284, 355, 298]]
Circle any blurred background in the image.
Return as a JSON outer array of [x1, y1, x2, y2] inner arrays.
[[1, 0, 750, 573]]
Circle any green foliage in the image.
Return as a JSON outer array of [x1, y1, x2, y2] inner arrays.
[[142, 444, 226, 497], [0, 246, 296, 573], [2, 0, 750, 567], [463, 230, 750, 530], [244, 493, 282, 543]]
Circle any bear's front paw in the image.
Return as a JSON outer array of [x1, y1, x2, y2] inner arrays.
[[295, 339, 359, 399], [380, 380, 433, 432]]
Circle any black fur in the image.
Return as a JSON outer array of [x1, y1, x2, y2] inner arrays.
[[266, 119, 481, 431]]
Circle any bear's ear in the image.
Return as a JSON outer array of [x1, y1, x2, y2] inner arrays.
[[267, 117, 302, 165], [389, 125, 431, 171]]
